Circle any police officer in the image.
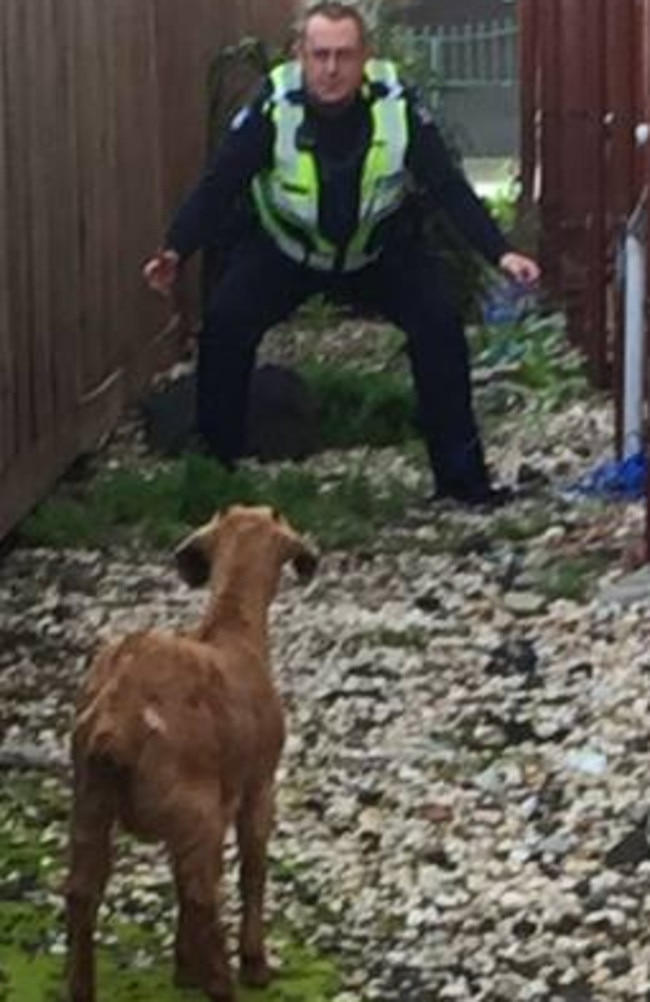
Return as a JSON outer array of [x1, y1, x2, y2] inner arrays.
[[144, 2, 540, 506]]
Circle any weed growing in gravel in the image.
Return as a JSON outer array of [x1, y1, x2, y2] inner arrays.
[[532, 551, 613, 602], [0, 774, 342, 1002], [21, 456, 416, 551], [362, 625, 430, 650], [491, 509, 554, 543], [300, 361, 416, 449], [472, 312, 589, 412], [20, 310, 584, 553], [295, 293, 347, 334]]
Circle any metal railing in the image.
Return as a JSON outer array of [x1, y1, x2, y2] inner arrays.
[[399, 17, 518, 89]]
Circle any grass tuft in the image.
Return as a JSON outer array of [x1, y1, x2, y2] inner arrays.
[[21, 457, 416, 552], [299, 361, 416, 449]]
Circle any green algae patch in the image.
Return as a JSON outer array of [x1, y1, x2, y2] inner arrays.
[[0, 774, 342, 1002], [0, 932, 341, 1002]]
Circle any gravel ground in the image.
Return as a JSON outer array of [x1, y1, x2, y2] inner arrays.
[[1, 353, 650, 1001]]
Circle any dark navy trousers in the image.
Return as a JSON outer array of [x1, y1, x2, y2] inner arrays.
[[198, 233, 489, 493]]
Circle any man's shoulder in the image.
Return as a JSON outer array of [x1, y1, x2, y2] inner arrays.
[[408, 88, 436, 127], [227, 78, 274, 133]]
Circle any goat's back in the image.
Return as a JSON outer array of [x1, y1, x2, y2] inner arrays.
[[73, 632, 284, 838]]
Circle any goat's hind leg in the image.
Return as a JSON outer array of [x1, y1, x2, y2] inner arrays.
[[171, 823, 233, 1002], [237, 784, 275, 987], [65, 770, 115, 1002]]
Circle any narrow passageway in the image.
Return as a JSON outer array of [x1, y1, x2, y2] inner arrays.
[[0, 315, 648, 1000]]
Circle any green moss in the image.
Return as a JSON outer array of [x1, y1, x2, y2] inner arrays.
[[532, 552, 613, 602], [362, 626, 429, 650], [0, 776, 342, 1002], [0, 935, 341, 1002], [491, 509, 553, 543]]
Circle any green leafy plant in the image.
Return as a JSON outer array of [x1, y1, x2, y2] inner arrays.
[[20, 456, 416, 552], [485, 179, 521, 234], [471, 312, 589, 410], [300, 361, 416, 449]]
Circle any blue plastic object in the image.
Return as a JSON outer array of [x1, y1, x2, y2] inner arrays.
[[568, 451, 647, 501], [481, 278, 538, 326]]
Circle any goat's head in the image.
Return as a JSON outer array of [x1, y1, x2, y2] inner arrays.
[[174, 505, 318, 588]]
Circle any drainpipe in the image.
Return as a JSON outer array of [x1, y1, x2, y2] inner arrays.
[[630, 125, 650, 564], [622, 188, 647, 459]]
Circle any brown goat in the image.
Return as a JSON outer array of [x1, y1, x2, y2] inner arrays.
[[65, 505, 317, 1002]]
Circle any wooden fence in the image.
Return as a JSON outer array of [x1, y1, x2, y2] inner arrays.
[[520, 0, 650, 394], [0, 0, 294, 541]]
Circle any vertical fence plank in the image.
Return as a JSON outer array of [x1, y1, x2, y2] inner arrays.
[[519, 0, 538, 203], [3, 0, 34, 456], [74, 0, 106, 394], [537, 0, 609, 381], [25, 0, 57, 441], [50, 0, 83, 423], [0, 0, 12, 474]]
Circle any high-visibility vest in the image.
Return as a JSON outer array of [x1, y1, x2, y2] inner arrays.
[[251, 58, 410, 272]]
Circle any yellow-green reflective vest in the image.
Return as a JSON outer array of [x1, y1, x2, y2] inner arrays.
[[251, 58, 410, 272]]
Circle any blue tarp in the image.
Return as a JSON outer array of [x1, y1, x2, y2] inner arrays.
[[568, 452, 647, 501]]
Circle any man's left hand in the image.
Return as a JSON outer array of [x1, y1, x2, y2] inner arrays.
[[499, 252, 540, 285]]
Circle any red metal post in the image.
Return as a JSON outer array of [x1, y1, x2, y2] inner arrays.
[[518, 0, 538, 205], [606, 0, 639, 454]]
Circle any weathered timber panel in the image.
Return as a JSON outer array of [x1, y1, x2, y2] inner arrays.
[[0, 0, 294, 539], [520, 0, 650, 389]]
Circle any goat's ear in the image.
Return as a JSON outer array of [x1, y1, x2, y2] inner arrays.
[[291, 543, 319, 584], [174, 530, 212, 587]]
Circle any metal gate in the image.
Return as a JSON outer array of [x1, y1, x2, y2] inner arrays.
[[398, 16, 519, 156]]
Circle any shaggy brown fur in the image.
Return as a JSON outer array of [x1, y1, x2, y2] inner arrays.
[[65, 505, 317, 1002]]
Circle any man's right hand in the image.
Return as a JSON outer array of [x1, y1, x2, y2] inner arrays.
[[142, 249, 180, 297]]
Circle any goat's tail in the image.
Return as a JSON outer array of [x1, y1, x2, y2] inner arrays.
[[74, 702, 138, 781], [86, 723, 129, 771], [72, 722, 135, 831]]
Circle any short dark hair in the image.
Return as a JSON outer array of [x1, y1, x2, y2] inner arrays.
[[298, 3, 369, 46]]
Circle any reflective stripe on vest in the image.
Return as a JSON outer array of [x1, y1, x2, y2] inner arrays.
[[251, 59, 409, 272]]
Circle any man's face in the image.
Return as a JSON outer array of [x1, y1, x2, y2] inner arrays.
[[298, 14, 368, 106]]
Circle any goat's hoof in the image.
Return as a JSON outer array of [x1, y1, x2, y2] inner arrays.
[[240, 955, 272, 988]]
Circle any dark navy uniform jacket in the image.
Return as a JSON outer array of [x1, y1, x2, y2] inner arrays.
[[166, 79, 510, 269]]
